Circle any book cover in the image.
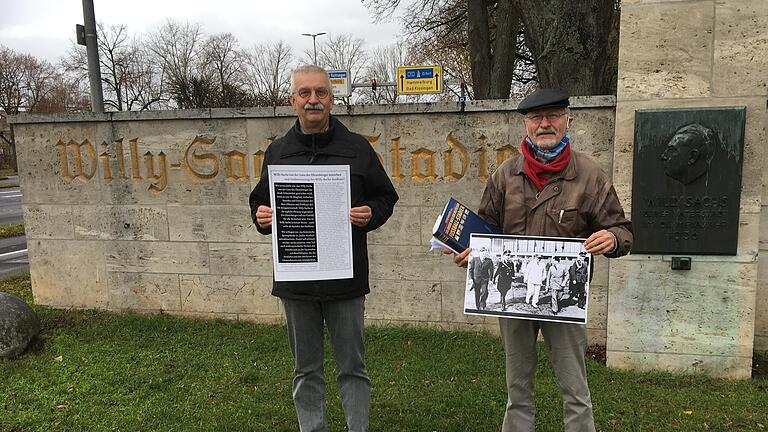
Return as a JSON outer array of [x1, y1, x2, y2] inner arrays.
[[432, 197, 500, 253]]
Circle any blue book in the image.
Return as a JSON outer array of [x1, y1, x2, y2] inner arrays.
[[431, 197, 501, 253]]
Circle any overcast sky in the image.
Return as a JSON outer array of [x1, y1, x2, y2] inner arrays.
[[0, 0, 407, 64]]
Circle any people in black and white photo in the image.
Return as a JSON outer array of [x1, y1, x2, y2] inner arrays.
[[493, 249, 517, 310], [468, 247, 494, 310], [523, 254, 546, 306], [569, 252, 589, 309], [547, 257, 570, 314]]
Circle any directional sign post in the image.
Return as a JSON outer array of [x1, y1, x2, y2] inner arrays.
[[328, 70, 352, 98], [396, 65, 443, 95]]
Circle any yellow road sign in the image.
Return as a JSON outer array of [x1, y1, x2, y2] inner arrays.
[[397, 65, 442, 95]]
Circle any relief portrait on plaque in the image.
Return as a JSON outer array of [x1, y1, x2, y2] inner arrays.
[[631, 107, 746, 255], [660, 123, 720, 185]]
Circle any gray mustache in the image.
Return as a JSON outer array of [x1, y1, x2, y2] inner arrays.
[[304, 103, 324, 110]]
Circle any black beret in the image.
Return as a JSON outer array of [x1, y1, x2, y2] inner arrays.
[[517, 88, 570, 114]]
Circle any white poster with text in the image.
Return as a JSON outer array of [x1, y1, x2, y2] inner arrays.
[[268, 165, 353, 281]]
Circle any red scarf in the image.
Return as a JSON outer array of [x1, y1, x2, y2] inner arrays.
[[520, 136, 571, 191]]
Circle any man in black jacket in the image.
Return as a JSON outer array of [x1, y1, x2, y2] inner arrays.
[[249, 65, 398, 432], [468, 247, 494, 310]]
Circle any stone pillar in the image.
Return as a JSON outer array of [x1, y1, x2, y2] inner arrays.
[[608, 0, 767, 378]]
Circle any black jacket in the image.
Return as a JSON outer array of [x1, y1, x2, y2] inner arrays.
[[249, 117, 399, 301]]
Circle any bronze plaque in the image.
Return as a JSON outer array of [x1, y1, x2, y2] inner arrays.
[[631, 107, 746, 255]]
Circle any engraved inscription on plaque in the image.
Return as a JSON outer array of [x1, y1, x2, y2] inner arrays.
[[631, 107, 746, 255]]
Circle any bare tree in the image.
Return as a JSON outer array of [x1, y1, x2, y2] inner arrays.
[[201, 33, 251, 107], [364, 0, 619, 97], [364, 0, 523, 99], [32, 74, 90, 114], [121, 41, 168, 110], [0, 46, 65, 114], [402, 2, 477, 98], [243, 40, 294, 107], [62, 24, 168, 111], [1, 45, 87, 171], [0, 46, 26, 115], [357, 42, 422, 104], [305, 34, 368, 83], [146, 19, 209, 108], [22, 55, 60, 111], [96, 23, 133, 110]]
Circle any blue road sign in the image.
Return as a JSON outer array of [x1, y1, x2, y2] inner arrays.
[[405, 68, 434, 79]]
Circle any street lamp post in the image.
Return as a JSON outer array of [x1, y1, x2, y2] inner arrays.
[[301, 32, 326, 64]]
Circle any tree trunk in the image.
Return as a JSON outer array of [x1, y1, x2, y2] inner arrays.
[[489, 0, 520, 98], [512, 0, 619, 95], [467, 0, 491, 99]]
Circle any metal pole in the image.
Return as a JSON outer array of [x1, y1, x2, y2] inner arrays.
[[82, 0, 104, 112], [302, 32, 325, 66], [312, 36, 317, 64]]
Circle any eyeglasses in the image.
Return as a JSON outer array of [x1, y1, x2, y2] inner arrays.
[[524, 112, 569, 123], [294, 87, 331, 99]]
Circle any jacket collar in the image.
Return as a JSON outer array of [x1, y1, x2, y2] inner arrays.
[[294, 117, 334, 143], [280, 116, 356, 159]]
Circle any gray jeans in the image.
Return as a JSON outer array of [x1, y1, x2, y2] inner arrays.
[[282, 296, 370, 432], [499, 318, 595, 432]]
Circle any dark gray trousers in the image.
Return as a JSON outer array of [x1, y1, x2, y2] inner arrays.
[[499, 318, 595, 432], [282, 296, 370, 432]]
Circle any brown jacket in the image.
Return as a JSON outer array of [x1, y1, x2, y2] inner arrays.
[[479, 150, 633, 258]]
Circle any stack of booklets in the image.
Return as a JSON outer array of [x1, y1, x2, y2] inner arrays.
[[430, 197, 501, 253]]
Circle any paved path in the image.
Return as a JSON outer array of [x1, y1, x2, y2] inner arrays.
[[0, 178, 27, 278]]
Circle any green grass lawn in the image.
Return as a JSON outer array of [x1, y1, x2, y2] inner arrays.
[[0, 169, 18, 188], [0, 222, 24, 239], [1, 274, 766, 431]]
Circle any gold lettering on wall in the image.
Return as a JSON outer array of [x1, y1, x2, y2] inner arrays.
[[55, 139, 97, 182], [251, 136, 274, 180], [475, 147, 489, 181], [495, 144, 518, 168], [115, 139, 129, 179], [252, 150, 265, 180], [389, 137, 405, 180], [99, 143, 113, 181], [144, 151, 168, 192], [224, 150, 249, 181], [443, 132, 469, 181], [362, 133, 384, 166], [54, 130, 520, 191], [129, 139, 142, 180], [184, 135, 219, 180], [410, 148, 437, 181]]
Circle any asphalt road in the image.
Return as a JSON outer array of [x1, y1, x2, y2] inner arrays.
[[0, 177, 28, 278], [0, 185, 22, 225]]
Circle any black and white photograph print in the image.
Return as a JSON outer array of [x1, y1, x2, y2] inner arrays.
[[464, 233, 592, 325]]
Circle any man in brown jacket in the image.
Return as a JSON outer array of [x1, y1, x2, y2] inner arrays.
[[448, 88, 632, 432]]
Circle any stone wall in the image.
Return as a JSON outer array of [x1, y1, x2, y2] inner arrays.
[[9, 98, 619, 340], [608, 0, 767, 379]]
